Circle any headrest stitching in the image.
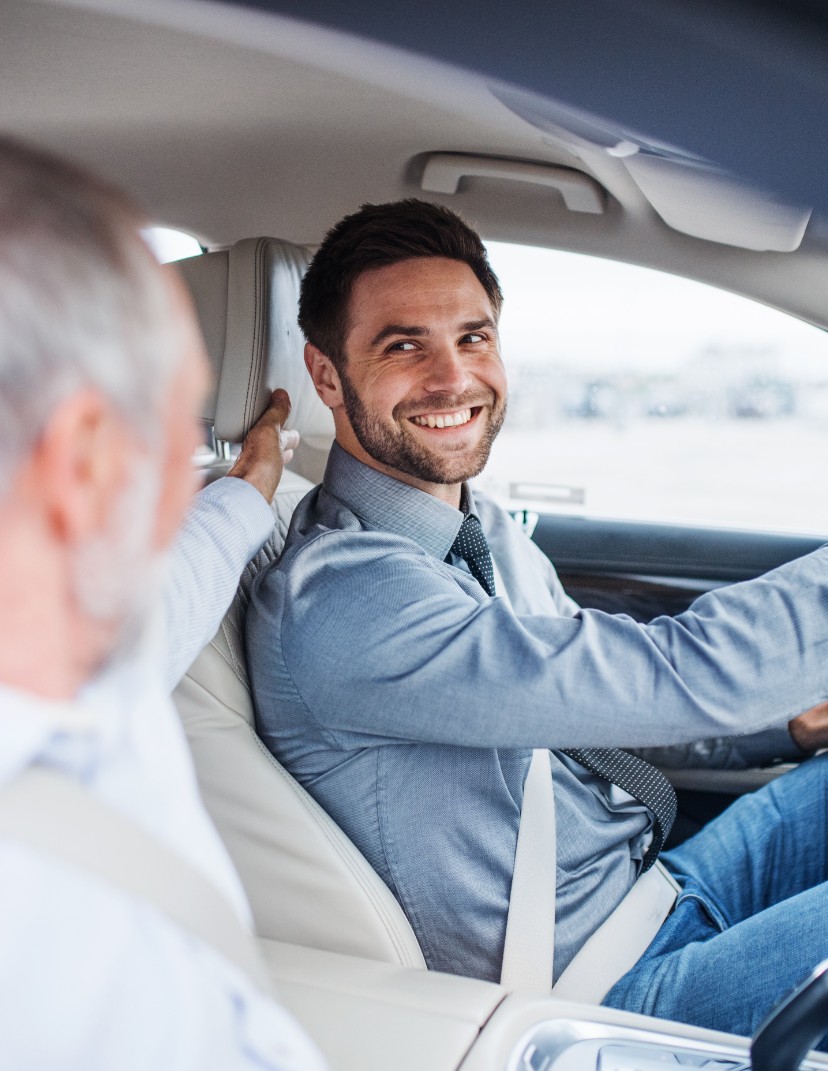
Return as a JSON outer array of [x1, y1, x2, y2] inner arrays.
[[245, 238, 267, 435]]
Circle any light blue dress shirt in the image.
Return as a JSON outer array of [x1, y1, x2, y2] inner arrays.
[[247, 443, 828, 984]]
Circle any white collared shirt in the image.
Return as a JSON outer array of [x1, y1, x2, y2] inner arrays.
[[0, 477, 326, 1071]]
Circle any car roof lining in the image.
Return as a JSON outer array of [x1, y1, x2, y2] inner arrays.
[[2, 0, 828, 331]]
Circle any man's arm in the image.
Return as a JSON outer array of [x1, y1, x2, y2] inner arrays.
[[535, 526, 828, 766], [163, 390, 299, 690], [256, 529, 828, 751]]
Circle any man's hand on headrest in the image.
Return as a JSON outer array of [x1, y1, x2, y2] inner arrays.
[[226, 388, 300, 503]]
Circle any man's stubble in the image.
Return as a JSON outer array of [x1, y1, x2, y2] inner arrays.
[[339, 366, 507, 487]]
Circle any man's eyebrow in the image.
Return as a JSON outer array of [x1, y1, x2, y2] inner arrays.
[[370, 324, 429, 347], [370, 318, 497, 348], [461, 318, 497, 333]]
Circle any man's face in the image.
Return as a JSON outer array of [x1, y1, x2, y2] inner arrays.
[[335, 257, 507, 497]]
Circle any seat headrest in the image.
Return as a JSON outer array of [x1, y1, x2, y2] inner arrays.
[[177, 237, 334, 483]]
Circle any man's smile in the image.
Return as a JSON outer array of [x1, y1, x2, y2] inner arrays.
[[409, 407, 475, 429]]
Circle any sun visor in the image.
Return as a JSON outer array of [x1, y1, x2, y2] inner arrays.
[[623, 154, 811, 252]]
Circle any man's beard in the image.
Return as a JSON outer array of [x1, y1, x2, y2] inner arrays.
[[71, 452, 165, 673], [340, 369, 506, 486]]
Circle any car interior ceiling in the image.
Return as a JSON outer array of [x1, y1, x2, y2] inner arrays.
[[1, 0, 827, 331]]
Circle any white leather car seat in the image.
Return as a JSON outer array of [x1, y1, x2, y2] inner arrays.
[[174, 238, 426, 969]]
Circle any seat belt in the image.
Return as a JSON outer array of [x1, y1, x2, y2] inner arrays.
[[500, 748, 556, 992], [0, 767, 271, 992], [499, 748, 679, 999], [551, 858, 679, 1003]]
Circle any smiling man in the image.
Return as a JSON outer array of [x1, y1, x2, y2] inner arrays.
[[247, 199, 828, 1044]]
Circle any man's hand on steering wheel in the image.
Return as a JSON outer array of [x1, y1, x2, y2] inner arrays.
[[789, 702, 828, 752]]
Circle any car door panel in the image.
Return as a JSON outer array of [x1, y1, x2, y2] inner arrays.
[[532, 513, 823, 619]]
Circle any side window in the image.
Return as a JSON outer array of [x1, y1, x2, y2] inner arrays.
[[480, 243, 828, 535], [142, 226, 202, 263]]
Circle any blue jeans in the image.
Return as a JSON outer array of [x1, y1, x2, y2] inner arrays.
[[603, 752, 828, 1045]]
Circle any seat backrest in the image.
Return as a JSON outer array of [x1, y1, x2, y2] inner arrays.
[[180, 236, 334, 485], [174, 240, 426, 969]]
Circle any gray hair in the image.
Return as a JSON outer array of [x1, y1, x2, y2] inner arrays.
[[0, 136, 180, 494]]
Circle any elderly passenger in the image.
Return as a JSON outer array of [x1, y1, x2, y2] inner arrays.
[[0, 137, 323, 1071]]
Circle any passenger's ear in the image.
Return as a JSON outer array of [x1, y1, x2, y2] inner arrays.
[[34, 388, 131, 544], [304, 343, 343, 409]]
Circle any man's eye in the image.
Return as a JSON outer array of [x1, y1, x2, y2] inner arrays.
[[388, 341, 417, 353], [462, 333, 485, 344]]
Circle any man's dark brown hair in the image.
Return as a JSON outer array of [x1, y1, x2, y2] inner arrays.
[[298, 198, 503, 372]]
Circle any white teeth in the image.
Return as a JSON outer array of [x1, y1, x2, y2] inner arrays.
[[412, 408, 472, 428]]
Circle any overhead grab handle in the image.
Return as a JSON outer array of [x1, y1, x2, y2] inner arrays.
[[421, 153, 605, 214]]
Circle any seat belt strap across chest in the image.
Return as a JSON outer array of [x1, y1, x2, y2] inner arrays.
[[500, 748, 557, 992], [0, 766, 271, 992]]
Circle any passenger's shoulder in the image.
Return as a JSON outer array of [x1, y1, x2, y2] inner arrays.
[[0, 841, 318, 1070], [0, 841, 195, 1053]]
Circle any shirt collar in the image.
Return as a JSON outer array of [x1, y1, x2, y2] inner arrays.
[[322, 441, 481, 561]]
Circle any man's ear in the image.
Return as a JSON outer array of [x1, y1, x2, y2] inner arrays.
[[304, 343, 344, 409], [34, 388, 131, 543]]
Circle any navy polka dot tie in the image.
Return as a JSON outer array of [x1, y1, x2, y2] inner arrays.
[[450, 515, 496, 597], [560, 747, 677, 870]]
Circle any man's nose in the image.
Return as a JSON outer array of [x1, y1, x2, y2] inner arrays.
[[423, 344, 473, 395]]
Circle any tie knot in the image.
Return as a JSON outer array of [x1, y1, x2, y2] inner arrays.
[[450, 514, 496, 597]]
